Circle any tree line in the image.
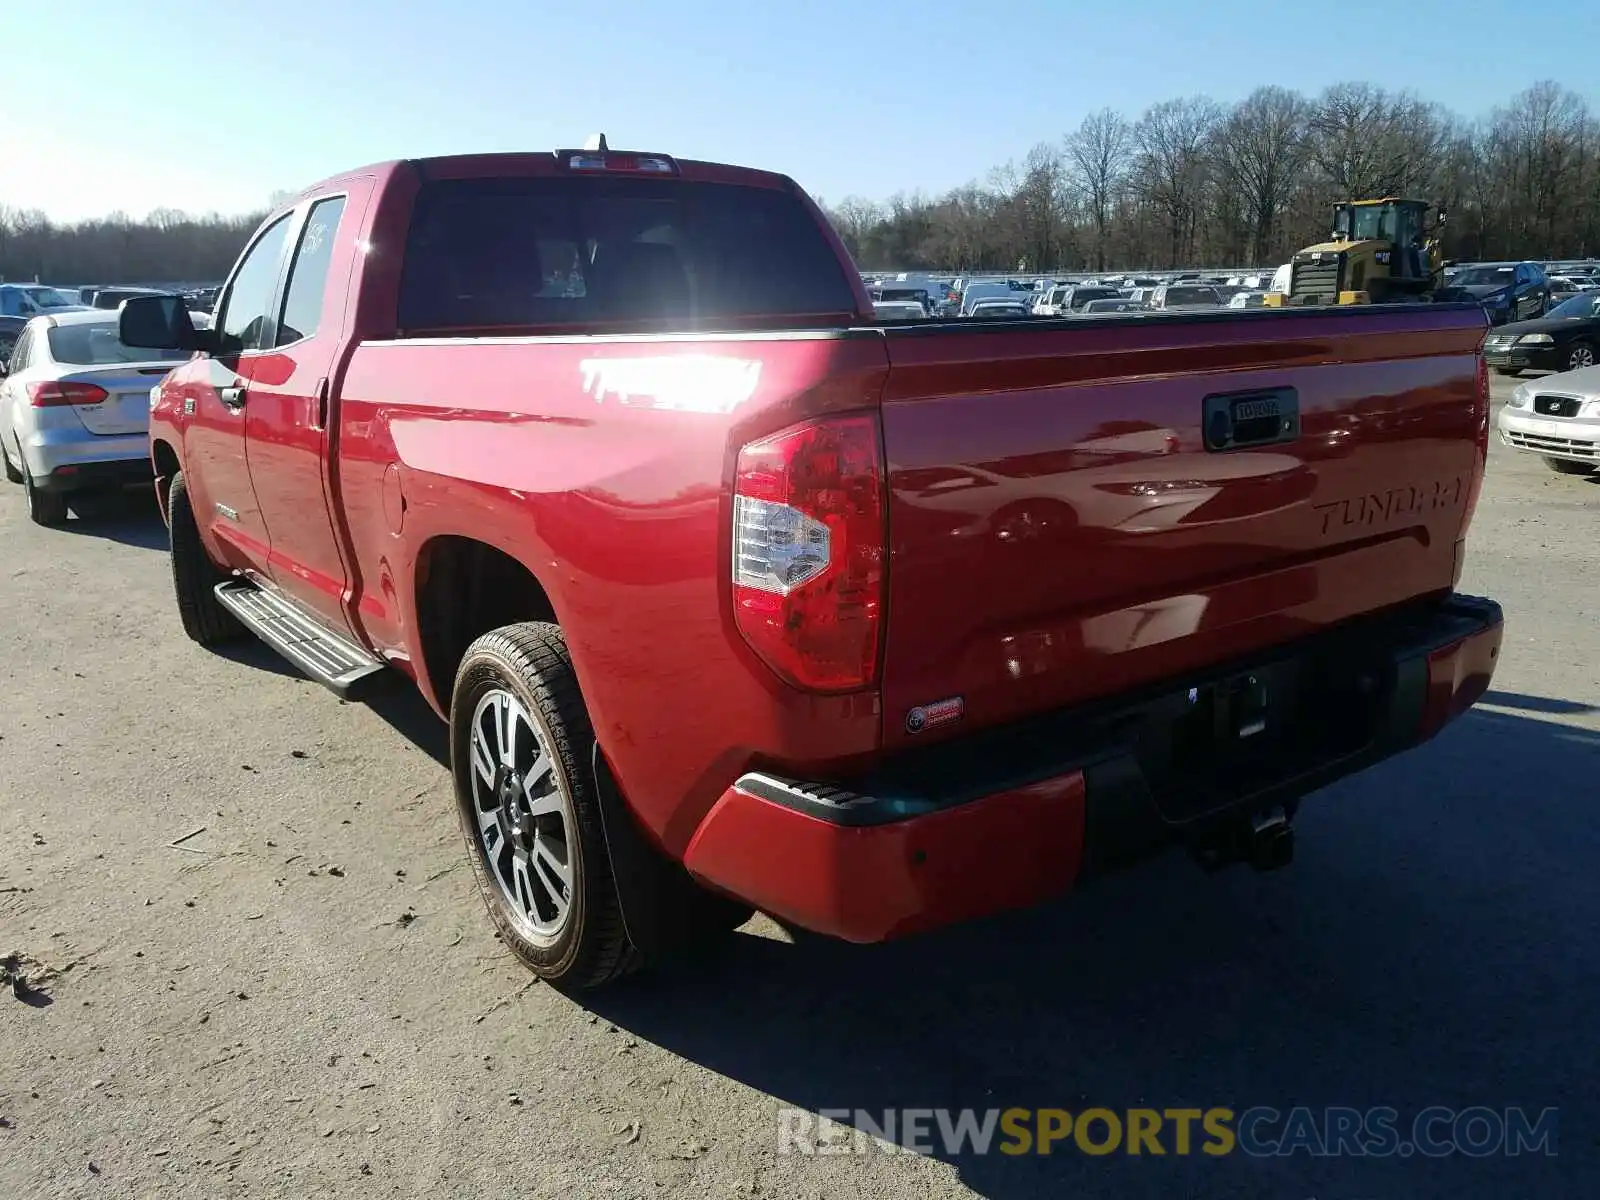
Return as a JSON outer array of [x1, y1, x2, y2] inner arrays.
[[823, 81, 1600, 274], [0, 207, 265, 286]]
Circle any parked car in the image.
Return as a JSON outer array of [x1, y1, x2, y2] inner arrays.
[[1436, 262, 1550, 325], [0, 310, 189, 524], [872, 300, 927, 321], [123, 140, 1500, 990], [1034, 284, 1122, 316], [1481, 292, 1600, 376], [967, 298, 1031, 318], [89, 286, 175, 310], [957, 281, 1016, 315], [1150, 284, 1224, 311], [1079, 298, 1149, 314], [1498, 367, 1600, 475], [0, 284, 86, 318]]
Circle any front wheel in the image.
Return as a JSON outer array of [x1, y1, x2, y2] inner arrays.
[[450, 622, 638, 991], [1494, 368, 1522, 378], [1566, 341, 1596, 372], [1544, 457, 1596, 476], [168, 472, 245, 645]]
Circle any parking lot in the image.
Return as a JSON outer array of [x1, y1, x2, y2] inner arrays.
[[0, 373, 1595, 1198]]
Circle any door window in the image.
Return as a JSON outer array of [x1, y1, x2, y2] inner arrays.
[[276, 196, 348, 346], [215, 215, 293, 355]]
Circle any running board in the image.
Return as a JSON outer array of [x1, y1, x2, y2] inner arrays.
[[214, 579, 387, 698]]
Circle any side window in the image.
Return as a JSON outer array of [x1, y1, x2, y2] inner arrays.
[[276, 195, 348, 346], [215, 215, 293, 355]]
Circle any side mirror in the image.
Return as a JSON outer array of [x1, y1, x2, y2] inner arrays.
[[120, 294, 206, 353], [0, 360, 8, 378]]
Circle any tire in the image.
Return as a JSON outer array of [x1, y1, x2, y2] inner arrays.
[[22, 463, 68, 526], [1543, 457, 1596, 476], [1, 436, 21, 484], [168, 472, 245, 645], [1566, 341, 1596, 372], [450, 622, 638, 991], [1494, 368, 1522, 378]]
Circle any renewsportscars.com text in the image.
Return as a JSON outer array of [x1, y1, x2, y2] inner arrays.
[[778, 1106, 1558, 1158]]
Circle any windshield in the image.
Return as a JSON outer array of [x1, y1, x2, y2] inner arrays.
[[1453, 266, 1515, 287], [1548, 294, 1600, 319], [26, 287, 79, 310], [1164, 286, 1221, 306], [46, 322, 189, 366]]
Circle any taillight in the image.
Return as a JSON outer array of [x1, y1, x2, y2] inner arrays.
[[732, 414, 886, 693], [27, 382, 108, 408]]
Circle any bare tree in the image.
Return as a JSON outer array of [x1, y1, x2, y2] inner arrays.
[[1213, 86, 1310, 263], [1066, 109, 1131, 270], [1133, 96, 1223, 267]]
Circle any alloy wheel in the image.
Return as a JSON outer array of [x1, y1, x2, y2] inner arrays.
[[1570, 345, 1595, 370], [466, 688, 575, 943]]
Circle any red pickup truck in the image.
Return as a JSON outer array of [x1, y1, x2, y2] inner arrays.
[[122, 140, 1503, 990]]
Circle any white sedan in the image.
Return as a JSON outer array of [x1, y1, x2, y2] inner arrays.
[[0, 309, 189, 525], [1497, 366, 1600, 477]]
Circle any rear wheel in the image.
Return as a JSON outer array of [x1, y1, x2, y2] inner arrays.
[[1544, 457, 1596, 476], [168, 472, 245, 645], [22, 463, 68, 526], [450, 622, 638, 991], [1, 436, 21, 484], [1566, 341, 1596, 372]]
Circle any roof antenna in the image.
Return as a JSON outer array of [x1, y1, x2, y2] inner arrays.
[[583, 133, 609, 152]]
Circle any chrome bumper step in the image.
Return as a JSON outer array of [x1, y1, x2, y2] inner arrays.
[[214, 579, 386, 698]]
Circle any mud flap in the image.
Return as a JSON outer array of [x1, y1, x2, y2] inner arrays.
[[589, 742, 749, 961]]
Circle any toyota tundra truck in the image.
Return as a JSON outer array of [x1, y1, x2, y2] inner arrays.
[[121, 139, 1504, 990]]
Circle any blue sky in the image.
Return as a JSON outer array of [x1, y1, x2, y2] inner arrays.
[[6, 0, 1597, 222]]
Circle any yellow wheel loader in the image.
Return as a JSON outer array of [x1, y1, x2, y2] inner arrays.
[[1264, 198, 1445, 307]]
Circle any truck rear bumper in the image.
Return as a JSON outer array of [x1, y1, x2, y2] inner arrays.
[[682, 594, 1503, 942]]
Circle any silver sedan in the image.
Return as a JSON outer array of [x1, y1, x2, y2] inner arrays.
[[1497, 366, 1600, 476]]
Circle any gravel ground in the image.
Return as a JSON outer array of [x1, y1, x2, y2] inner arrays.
[[2, 374, 1596, 1199]]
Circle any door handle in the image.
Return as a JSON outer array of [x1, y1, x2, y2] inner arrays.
[[220, 386, 247, 410]]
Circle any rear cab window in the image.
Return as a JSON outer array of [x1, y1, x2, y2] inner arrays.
[[396, 175, 858, 334]]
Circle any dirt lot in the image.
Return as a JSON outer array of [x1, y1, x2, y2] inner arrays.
[[2, 375, 1596, 1199]]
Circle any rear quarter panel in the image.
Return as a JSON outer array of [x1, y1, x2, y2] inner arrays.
[[337, 332, 889, 853]]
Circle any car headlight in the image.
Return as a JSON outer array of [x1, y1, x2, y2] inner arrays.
[[1583, 399, 1600, 418], [149, 385, 162, 412], [1509, 384, 1532, 409], [1516, 334, 1554, 345]]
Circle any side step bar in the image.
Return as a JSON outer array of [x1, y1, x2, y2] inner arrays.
[[214, 579, 387, 699]]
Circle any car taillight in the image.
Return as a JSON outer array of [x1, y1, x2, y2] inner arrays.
[[732, 414, 885, 693], [27, 382, 108, 407]]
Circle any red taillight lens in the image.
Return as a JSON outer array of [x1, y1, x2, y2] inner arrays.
[[27, 381, 108, 408], [732, 414, 885, 693]]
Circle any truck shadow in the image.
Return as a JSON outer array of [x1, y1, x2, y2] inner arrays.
[[584, 703, 1597, 1199], [52, 490, 168, 550]]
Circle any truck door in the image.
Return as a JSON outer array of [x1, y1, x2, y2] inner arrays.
[[241, 187, 369, 639], [181, 213, 295, 574]]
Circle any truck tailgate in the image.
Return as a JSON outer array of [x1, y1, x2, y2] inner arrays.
[[877, 306, 1488, 748]]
